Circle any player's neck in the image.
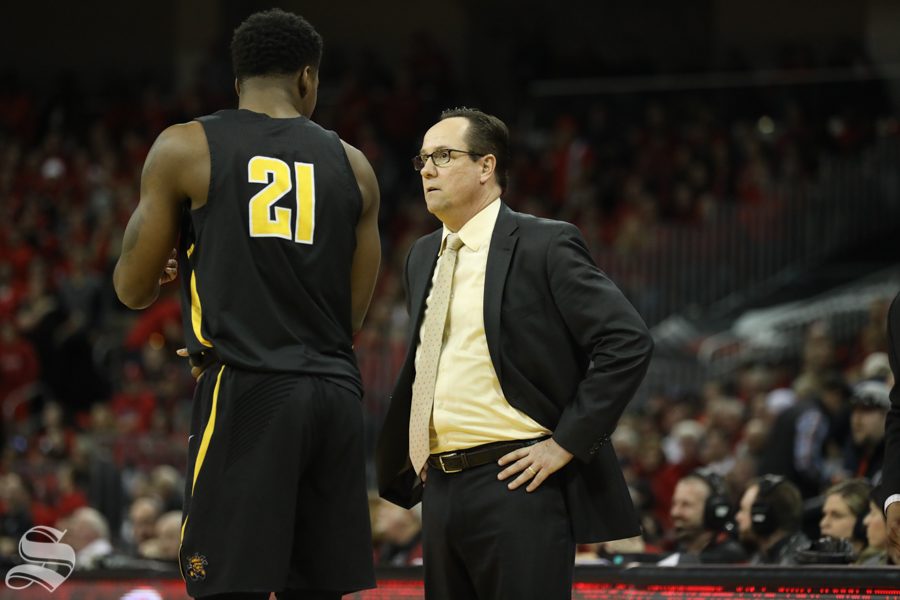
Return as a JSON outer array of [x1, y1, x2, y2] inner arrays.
[[238, 86, 304, 119]]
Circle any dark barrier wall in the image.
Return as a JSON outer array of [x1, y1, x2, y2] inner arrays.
[[1, 0, 882, 90]]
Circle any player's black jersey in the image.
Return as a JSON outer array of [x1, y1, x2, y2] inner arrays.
[[177, 109, 362, 394]]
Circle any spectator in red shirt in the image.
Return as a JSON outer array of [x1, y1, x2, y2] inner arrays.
[[0, 321, 38, 422], [109, 362, 157, 433]]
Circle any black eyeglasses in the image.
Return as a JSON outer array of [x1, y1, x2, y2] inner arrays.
[[412, 148, 484, 171]]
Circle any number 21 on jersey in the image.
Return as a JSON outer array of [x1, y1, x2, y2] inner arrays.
[[247, 156, 315, 244]]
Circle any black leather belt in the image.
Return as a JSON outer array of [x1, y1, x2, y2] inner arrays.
[[427, 437, 549, 474]]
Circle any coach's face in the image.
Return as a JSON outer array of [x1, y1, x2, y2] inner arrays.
[[419, 117, 487, 230]]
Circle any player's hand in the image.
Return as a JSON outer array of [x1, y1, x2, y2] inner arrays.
[[159, 249, 178, 284], [886, 502, 900, 564], [497, 438, 573, 492], [176, 347, 206, 381]]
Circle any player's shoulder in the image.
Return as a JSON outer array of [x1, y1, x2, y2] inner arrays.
[[339, 138, 376, 182], [160, 119, 206, 139], [339, 137, 366, 164], [152, 120, 208, 160]]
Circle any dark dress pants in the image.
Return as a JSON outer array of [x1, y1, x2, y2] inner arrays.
[[422, 461, 575, 600]]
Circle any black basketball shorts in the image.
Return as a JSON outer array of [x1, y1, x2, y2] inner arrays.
[[178, 365, 376, 597]]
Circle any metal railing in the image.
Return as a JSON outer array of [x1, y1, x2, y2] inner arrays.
[[595, 138, 900, 329], [699, 269, 900, 379]]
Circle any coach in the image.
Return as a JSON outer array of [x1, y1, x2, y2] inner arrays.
[[376, 107, 653, 599]]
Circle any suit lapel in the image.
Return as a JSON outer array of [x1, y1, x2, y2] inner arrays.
[[407, 230, 443, 348], [484, 204, 519, 380]]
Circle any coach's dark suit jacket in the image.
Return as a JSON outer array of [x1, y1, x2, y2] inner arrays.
[[375, 203, 653, 543], [876, 291, 900, 509]]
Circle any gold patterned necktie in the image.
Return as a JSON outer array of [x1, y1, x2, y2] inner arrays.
[[409, 232, 465, 476]]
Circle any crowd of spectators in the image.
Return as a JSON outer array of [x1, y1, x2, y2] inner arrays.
[[606, 313, 895, 565], [0, 36, 898, 571]]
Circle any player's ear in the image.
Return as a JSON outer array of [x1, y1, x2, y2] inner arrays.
[[234, 78, 241, 98], [298, 66, 315, 99]]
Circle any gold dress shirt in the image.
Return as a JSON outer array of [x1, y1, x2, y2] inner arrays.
[[413, 199, 551, 454]]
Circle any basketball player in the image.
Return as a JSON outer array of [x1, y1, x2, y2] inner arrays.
[[114, 9, 380, 599]]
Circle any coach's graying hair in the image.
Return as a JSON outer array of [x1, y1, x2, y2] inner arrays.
[[440, 107, 510, 193]]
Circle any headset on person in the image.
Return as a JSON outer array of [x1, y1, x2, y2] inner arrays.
[[824, 481, 869, 544], [852, 509, 867, 544], [691, 469, 733, 532], [751, 474, 786, 536]]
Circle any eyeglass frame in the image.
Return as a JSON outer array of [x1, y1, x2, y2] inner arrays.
[[412, 148, 486, 172]]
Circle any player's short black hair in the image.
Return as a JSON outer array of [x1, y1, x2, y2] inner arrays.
[[440, 107, 510, 193], [231, 9, 323, 82]]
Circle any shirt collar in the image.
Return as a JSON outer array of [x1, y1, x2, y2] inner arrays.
[[440, 198, 501, 254]]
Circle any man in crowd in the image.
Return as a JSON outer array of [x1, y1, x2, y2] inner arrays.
[[759, 371, 850, 499], [61, 507, 112, 570], [123, 496, 162, 556], [662, 470, 747, 564], [735, 475, 809, 564], [844, 380, 890, 482]]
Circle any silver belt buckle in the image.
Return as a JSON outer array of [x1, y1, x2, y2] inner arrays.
[[438, 452, 464, 473]]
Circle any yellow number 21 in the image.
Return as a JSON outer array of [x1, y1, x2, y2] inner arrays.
[[247, 156, 315, 244]]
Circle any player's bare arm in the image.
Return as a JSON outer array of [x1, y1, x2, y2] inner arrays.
[[114, 122, 209, 309], [342, 140, 381, 334]]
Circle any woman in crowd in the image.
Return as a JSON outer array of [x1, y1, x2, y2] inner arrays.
[[819, 479, 871, 559]]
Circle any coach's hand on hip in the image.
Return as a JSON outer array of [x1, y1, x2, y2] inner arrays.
[[497, 438, 573, 492]]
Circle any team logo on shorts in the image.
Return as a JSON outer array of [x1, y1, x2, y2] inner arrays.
[[186, 553, 208, 581]]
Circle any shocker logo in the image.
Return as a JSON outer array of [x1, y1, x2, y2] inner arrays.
[[186, 553, 208, 581], [5, 526, 76, 592]]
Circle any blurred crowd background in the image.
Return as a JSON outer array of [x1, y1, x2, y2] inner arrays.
[[1, 0, 900, 574]]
